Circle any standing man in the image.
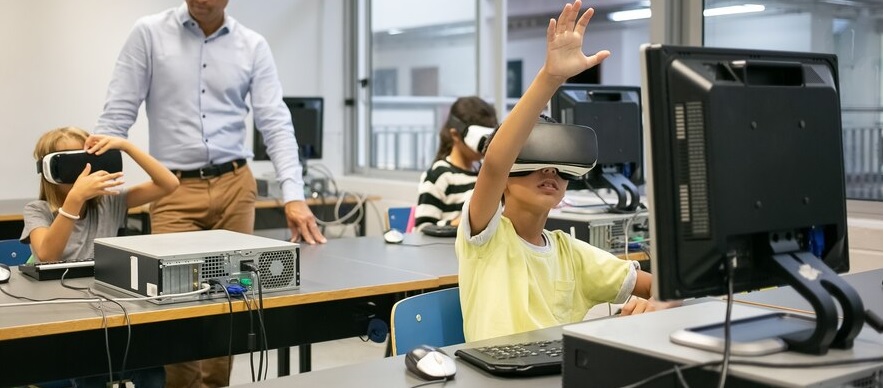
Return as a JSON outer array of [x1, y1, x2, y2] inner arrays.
[[95, 0, 327, 386]]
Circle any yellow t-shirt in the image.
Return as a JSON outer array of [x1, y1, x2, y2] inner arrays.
[[456, 202, 637, 342]]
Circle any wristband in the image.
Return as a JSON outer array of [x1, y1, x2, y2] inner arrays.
[[57, 207, 80, 220]]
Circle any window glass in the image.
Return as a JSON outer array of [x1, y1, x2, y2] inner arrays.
[[356, 0, 478, 174], [705, 0, 883, 201]]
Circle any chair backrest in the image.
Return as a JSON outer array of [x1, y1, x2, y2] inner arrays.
[[387, 206, 415, 234], [390, 287, 464, 356], [0, 239, 31, 266]]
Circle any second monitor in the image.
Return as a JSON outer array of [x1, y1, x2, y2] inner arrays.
[[551, 84, 643, 212], [254, 96, 324, 161]]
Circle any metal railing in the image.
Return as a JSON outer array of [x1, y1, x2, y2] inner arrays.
[[368, 102, 883, 201]]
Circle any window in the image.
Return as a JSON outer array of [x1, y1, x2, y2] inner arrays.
[[704, 0, 883, 201], [352, 0, 481, 177]]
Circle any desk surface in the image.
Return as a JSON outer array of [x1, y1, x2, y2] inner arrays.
[[0, 235, 453, 341], [732, 269, 883, 318]]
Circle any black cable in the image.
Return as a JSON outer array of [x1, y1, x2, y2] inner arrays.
[[208, 280, 235, 361], [240, 291, 258, 382], [717, 256, 736, 388], [244, 263, 270, 381]]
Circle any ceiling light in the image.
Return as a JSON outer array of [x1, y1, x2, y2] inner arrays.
[[387, 28, 404, 35], [607, 8, 651, 22], [703, 4, 765, 17]]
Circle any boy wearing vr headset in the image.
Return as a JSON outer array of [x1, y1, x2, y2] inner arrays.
[[415, 96, 498, 231], [456, 1, 672, 342]]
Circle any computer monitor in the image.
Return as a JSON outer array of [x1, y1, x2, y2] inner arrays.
[[641, 44, 865, 355], [551, 84, 643, 212], [254, 97, 324, 160]]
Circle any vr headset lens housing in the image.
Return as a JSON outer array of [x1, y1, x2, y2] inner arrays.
[[463, 125, 494, 154], [37, 149, 123, 185], [506, 122, 598, 180]]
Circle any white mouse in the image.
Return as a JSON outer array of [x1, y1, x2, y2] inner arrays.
[[405, 345, 456, 380], [0, 263, 10, 284], [383, 229, 405, 244]]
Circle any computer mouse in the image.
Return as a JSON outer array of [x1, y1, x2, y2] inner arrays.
[[404, 344, 456, 380], [0, 263, 10, 284], [383, 229, 405, 244]]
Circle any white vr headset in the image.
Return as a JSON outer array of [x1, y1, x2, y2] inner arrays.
[[37, 149, 123, 185], [462, 125, 495, 154], [502, 122, 598, 180]]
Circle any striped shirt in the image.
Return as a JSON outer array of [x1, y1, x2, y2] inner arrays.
[[415, 158, 478, 230]]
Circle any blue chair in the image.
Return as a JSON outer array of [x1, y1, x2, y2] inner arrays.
[[0, 239, 31, 265], [390, 287, 465, 356], [387, 206, 415, 234]]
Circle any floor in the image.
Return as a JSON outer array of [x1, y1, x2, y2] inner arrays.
[[229, 336, 388, 385]]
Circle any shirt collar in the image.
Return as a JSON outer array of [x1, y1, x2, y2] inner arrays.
[[175, 2, 232, 38]]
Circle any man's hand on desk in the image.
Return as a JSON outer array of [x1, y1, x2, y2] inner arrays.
[[620, 297, 682, 315], [286, 200, 327, 245]]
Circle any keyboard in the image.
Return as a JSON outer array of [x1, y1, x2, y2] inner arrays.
[[454, 339, 563, 376], [421, 224, 458, 238], [19, 258, 94, 281]]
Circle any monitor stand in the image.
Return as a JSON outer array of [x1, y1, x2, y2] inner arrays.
[[584, 172, 641, 213], [672, 241, 866, 356]]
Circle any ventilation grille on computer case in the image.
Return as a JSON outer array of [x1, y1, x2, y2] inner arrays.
[[201, 255, 229, 279], [675, 102, 710, 238], [257, 250, 298, 289]]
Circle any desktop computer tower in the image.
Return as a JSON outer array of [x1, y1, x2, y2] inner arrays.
[[94, 230, 299, 304]]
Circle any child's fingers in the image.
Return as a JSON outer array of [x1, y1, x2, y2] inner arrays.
[[555, 2, 574, 35], [79, 163, 93, 177], [574, 7, 594, 36]]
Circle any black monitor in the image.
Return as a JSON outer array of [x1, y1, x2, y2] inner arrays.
[[641, 44, 866, 355], [254, 97, 323, 160], [551, 84, 643, 212]]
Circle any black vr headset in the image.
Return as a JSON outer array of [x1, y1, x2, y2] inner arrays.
[[485, 122, 598, 180], [36, 149, 123, 184]]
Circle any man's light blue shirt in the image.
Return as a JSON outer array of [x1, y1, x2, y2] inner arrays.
[[95, 3, 304, 202]]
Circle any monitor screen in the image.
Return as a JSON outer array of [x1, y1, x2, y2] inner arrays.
[[551, 84, 643, 211], [641, 44, 865, 354], [254, 97, 324, 160]]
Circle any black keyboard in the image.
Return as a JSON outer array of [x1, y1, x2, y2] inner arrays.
[[19, 259, 94, 281], [421, 224, 458, 238], [455, 339, 563, 376]]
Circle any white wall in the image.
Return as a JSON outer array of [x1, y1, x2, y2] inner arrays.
[[0, 0, 339, 201]]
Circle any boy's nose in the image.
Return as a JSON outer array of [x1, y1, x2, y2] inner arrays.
[[540, 167, 558, 175]]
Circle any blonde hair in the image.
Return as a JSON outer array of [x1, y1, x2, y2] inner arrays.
[[33, 127, 97, 212]]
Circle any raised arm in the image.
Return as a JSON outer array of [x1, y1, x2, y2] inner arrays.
[[84, 134, 179, 208], [468, 0, 609, 234]]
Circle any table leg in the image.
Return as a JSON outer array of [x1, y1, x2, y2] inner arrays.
[[299, 344, 312, 373], [277, 347, 290, 376]]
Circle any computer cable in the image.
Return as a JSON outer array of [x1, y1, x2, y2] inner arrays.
[[717, 255, 737, 388], [242, 263, 270, 381], [208, 279, 235, 363], [408, 376, 452, 388], [239, 291, 260, 382]]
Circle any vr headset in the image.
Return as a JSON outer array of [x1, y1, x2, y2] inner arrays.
[[37, 149, 123, 184], [450, 115, 495, 154], [503, 122, 598, 180]]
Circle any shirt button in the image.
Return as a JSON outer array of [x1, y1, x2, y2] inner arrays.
[[203, 64, 207, 68], [205, 139, 209, 143], [202, 114, 206, 118], [204, 40, 208, 43], [202, 89, 206, 94]]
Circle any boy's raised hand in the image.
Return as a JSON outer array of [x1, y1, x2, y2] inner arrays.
[[545, 1, 610, 82]]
